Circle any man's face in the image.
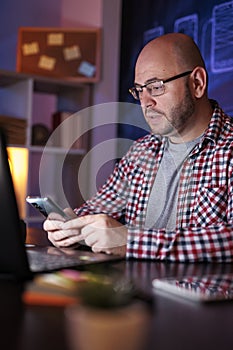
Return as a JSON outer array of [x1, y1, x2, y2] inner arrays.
[[142, 81, 195, 140], [135, 56, 195, 142]]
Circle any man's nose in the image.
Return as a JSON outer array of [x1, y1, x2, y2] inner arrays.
[[139, 89, 157, 107]]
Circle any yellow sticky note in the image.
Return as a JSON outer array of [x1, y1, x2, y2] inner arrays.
[[63, 45, 81, 61], [47, 33, 64, 46], [22, 42, 39, 56], [38, 55, 56, 70]]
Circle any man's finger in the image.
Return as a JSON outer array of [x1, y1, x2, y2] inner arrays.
[[62, 214, 97, 229]]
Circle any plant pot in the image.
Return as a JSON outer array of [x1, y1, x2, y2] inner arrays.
[[65, 302, 151, 350]]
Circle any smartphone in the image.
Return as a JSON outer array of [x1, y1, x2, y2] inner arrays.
[[152, 273, 233, 303], [26, 196, 71, 220]]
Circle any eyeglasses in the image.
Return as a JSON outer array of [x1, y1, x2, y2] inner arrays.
[[129, 70, 192, 100]]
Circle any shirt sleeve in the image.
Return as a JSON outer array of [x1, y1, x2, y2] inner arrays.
[[126, 224, 233, 262]]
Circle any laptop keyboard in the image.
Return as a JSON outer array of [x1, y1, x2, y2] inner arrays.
[[26, 246, 97, 273]]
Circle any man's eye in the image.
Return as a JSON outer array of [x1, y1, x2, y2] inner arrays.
[[150, 84, 162, 90]]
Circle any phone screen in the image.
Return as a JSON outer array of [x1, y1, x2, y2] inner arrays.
[[26, 196, 71, 220]]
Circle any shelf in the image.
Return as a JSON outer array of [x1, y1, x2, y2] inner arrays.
[[29, 145, 86, 155], [0, 69, 91, 91], [0, 69, 92, 225]]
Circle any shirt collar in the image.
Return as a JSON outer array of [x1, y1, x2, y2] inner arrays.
[[201, 99, 227, 145]]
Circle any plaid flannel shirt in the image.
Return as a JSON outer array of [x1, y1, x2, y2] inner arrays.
[[75, 100, 233, 262]]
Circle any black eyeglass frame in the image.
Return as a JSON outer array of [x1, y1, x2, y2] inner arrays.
[[129, 70, 193, 100]]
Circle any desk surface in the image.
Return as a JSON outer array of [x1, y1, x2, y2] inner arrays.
[[3, 230, 233, 350]]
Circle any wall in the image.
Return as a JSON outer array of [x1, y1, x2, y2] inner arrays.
[[61, 0, 122, 196], [0, 0, 62, 70], [61, 0, 103, 27]]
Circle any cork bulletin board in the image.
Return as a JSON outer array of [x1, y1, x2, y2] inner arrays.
[[16, 27, 101, 82]]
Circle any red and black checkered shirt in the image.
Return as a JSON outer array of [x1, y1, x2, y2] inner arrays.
[[75, 100, 233, 262]]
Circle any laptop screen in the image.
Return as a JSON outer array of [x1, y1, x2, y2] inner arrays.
[[0, 128, 32, 280]]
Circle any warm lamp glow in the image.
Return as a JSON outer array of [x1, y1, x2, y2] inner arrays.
[[7, 147, 28, 219]]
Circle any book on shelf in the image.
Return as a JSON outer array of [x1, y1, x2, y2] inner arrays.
[[52, 111, 87, 150], [0, 115, 27, 145]]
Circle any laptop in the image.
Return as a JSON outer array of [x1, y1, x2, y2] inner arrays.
[[0, 128, 122, 281]]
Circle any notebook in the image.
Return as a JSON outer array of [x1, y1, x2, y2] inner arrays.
[[0, 128, 122, 281]]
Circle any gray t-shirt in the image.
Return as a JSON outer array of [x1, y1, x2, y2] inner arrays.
[[145, 136, 202, 230]]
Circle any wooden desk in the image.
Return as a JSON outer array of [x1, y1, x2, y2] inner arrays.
[[3, 227, 233, 350]]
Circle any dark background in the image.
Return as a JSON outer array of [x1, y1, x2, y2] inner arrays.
[[118, 0, 233, 148]]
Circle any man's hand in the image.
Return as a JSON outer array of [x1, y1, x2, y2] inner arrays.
[[43, 212, 127, 256], [43, 208, 81, 248]]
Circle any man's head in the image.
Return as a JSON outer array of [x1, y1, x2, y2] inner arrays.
[[130, 33, 212, 142]]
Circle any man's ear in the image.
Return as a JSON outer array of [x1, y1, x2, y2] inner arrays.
[[190, 66, 207, 98]]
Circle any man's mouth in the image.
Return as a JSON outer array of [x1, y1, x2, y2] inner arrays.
[[145, 112, 164, 122], [147, 113, 161, 118], [145, 108, 164, 118]]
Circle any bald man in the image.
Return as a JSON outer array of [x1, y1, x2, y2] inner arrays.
[[44, 33, 233, 262]]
